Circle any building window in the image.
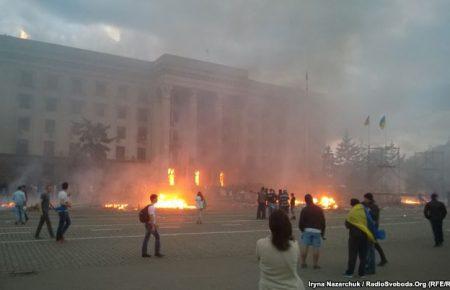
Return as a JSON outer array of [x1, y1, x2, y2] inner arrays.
[[117, 106, 127, 119], [117, 85, 128, 99], [17, 94, 32, 109], [137, 126, 147, 143], [19, 71, 33, 88], [18, 117, 30, 132], [70, 100, 84, 114], [45, 119, 56, 137], [116, 146, 125, 160], [117, 126, 126, 140], [71, 78, 83, 95], [43, 141, 55, 157], [95, 81, 107, 97], [45, 97, 57, 112], [94, 103, 107, 117], [16, 139, 29, 155], [137, 108, 149, 122], [137, 148, 146, 161], [138, 89, 149, 104], [45, 74, 59, 91]]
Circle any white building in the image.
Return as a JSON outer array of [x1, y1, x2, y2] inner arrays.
[[0, 35, 323, 189]]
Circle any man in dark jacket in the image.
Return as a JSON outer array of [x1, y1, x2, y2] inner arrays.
[[424, 193, 447, 247], [35, 185, 55, 239], [256, 187, 267, 220], [299, 194, 326, 269], [362, 193, 388, 266]]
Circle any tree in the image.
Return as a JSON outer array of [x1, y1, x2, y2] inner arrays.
[[70, 119, 116, 167]]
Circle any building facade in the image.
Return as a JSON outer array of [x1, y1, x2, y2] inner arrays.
[[0, 35, 322, 189]]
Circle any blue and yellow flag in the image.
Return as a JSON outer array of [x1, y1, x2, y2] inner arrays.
[[379, 115, 386, 129], [346, 204, 376, 242]]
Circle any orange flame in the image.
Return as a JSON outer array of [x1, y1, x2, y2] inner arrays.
[[219, 172, 225, 187], [0, 202, 15, 208], [155, 193, 195, 209], [194, 170, 200, 186], [104, 203, 129, 210], [295, 195, 338, 210], [168, 168, 175, 186], [401, 197, 421, 205]]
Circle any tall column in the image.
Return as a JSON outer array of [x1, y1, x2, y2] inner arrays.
[[189, 89, 198, 167], [159, 83, 172, 177]]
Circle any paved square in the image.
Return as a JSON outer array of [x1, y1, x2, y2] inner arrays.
[[0, 206, 448, 290]]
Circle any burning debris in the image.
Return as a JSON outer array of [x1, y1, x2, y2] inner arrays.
[[104, 203, 129, 210], [155, 193, 196, 210], [296, 195, 339, 210], [400, 196, 422, 206], [0, 202, 15, 209]]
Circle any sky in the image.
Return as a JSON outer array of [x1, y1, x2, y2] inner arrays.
[[1, 0, 449, 155]]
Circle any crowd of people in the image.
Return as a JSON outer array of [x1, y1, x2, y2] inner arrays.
[[11, 182, 73, 242], [7, 183, 447, 290], [257, 187, 297, 220], [254, 189, 447, 289]]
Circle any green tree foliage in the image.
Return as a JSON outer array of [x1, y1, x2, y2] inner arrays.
[[70, 119, 115, 166]]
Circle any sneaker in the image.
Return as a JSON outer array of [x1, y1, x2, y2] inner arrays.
[[154, 253, 165, 258], [301, 263, 307, 269], [313, 265, 321, 270], [343, 273, 353, 278], [358, 275, 367, 279], [378, 260, 388, 266], [142, 254, 151, 258]]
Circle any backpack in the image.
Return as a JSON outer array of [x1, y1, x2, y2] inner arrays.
[[139, 205, 150, 223]]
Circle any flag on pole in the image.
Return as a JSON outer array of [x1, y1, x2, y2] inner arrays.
[[364, 116, 370, 126], [379, 115, 386, 129]]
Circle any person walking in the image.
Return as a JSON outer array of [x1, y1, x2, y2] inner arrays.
[[344, 199, 376, 278], [12, 186, 26, 225], [266, 189, 277, 217], [35, 185, 55, 239], [257, 187, 267, 220], [141, 194, 164, 258], [298, 194, 325, 269], [424, 193, 447, 247], [256, 210, 305, 290], [56, 182, 71, 243], [362, 193, 388, 267], [195, 191, 206, 224], [290, 193, 296, 220], [279, 190, 290, 215]]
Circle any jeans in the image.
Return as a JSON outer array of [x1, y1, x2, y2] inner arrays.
[[56, 211, 71, 240], [142, 223, 161, 255], [430, 219, 444, 245], [14, 205, 25, 224], [35, 211, 54, 238], [256, 203, 266, 219], [346, 234, 368, 276], [365, 242, 376, 274]]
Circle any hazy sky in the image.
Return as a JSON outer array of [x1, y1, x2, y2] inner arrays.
[[1, 0, 449, 154]]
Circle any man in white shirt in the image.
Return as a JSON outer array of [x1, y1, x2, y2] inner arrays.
[[56, 182, 71, 242], [12, 186, 26, 225], [142, 194, 164, 258]]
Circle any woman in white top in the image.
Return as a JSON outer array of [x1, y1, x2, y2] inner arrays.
[[256, 209, 305, 290], [195, 192, 205, 224]]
